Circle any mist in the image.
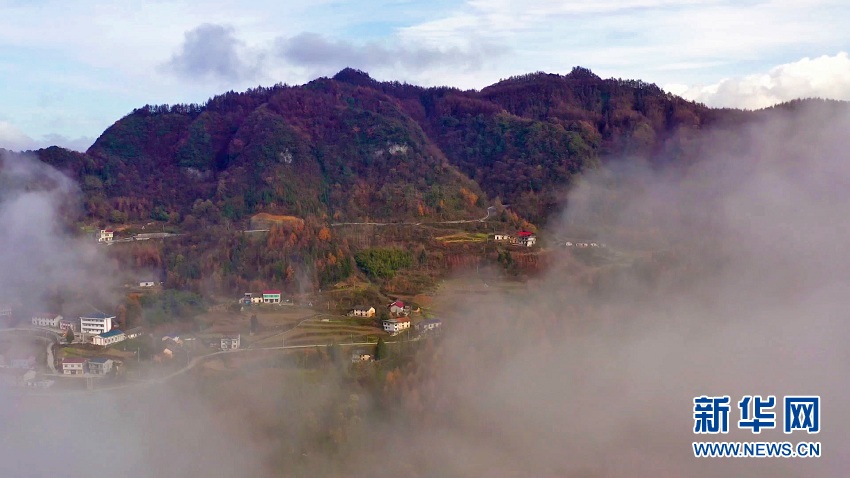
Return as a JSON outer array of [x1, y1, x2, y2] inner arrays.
[[0, 151, 117, 311], [337, 103, 850, 477], [1, 103, 848, 478]]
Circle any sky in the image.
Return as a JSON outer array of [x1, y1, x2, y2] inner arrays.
[[1, 0, 849, 152]]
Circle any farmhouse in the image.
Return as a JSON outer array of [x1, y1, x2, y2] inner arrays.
[[221, 335, 241, 350], [62, 357, 88, 375], [388, 301, 408, 316], [80, 311, 115, 335], [349, 306, 376, 318], [262, 290, 282, 304], [88, 357, 114, 375], [32, 313, 62, 328], [351, 349, 373, 363], [416, 318, 442, 333], [92, 329, 126, 346], [516, 231, 537, 247], [382, 317, 411, 336], [490, 233, 513, 242], [139, 280, 155, 287], [98, 229, 114, 243]]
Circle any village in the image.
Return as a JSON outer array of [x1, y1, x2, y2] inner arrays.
[[0, 289, 446, 392], [0, 225, 560, 393]]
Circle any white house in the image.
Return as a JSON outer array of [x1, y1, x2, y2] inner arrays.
[[382, 317, 411, 336], [92, 329, 126, 346], [88, 357, 113, 375], [139, 280, 155, 287], [416, 319, 442, 333], [62, 358, 88, 375], [262, 290, 281, 304], [32, 313, 62, 328], [221, 335, 240, 350], [80, 312, 115, 335], [349, 306, 376, 318], [98, 229, 114, 243], [516, 231, 536, 247], [491, 233, 512, 242], [0, 304, 11, 319]]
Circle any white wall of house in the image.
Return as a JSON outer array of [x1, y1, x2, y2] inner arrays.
[[62, 362, 87, 375], [92, 332, 125, 346], [80, 316, 113, 335], [382, 319, 411, 335], [32, 314, 62, 328], [88, 360, 113, 375]]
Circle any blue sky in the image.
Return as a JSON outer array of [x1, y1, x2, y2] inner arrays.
[[2, 0, 849, 151]]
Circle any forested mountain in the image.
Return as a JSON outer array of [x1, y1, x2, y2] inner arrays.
[[6, 68, 846, 296], [21, 66, 739, 226]]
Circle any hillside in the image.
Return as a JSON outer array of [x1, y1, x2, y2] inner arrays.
[[8, 68, 848, 297], [25, 66, 734, 226]]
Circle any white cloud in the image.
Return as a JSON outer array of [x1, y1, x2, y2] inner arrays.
[[0, 121, 36, 151], [672, 52, 850, 109]]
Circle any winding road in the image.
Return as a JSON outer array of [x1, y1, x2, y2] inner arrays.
[[330, 206, 496, 227]]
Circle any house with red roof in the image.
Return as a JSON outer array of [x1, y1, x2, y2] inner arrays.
[[515, 230, 537, 247], [389, 300, 408, 316], [262, 290, 281, 304], [62, 357, 88, 375], [98, 229, 114, 243]]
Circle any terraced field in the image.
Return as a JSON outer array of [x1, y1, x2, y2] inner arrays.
[[250, 316, 386, 347]]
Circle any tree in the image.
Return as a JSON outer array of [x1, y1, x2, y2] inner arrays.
[[66, 328, 74, 344], [375, 337, 388, 361], [250, 314, 259, 334], [328, 341, 341, 364]]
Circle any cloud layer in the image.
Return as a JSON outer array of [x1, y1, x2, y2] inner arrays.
[[671, 52, 850, 109]]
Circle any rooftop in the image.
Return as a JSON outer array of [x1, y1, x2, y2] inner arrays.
[[98, 329, 124, 338], [62, 357, 88, 364], [81, 312, 115, 320], [88, 357, 112, 364], [263, 289, 281, 295]]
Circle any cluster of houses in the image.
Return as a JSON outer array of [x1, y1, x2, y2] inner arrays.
[[241, 290, 292, 306], [348, 300, 442, 337], [61, 356, 115, 376], [490, 230, 537, 247], [30, 311, 142, 347]]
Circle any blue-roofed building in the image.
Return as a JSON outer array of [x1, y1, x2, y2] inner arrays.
[[88, 357, 114, 375], [92, 329, 125, 346], [416, 319, 442, 333]]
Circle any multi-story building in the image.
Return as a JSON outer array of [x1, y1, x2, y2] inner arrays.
[[80, 312, 115, 335]]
